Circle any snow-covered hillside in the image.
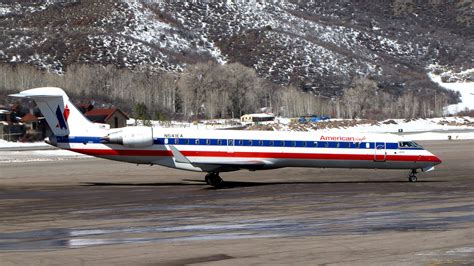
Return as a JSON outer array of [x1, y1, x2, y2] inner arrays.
[[428, 71, 474, 114], [0, 0, 472, 99]]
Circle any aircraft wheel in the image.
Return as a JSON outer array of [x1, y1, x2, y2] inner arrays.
[[408, 170, 417, 182], [206, 172, 223, 188], [205, 173, 212, 185]]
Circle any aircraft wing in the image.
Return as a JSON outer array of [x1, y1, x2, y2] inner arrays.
[[191, 160, 270, 172], [168, 145, 272, 172]]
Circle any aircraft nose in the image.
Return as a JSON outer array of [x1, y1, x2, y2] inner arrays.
[[432, 155, 442, 165]]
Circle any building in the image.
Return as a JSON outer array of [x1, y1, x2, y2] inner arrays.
[[0, 110, 25, 141], [85, 108, 129, 128], [240, 113, 275, 124], [20, 113, 47, 141]]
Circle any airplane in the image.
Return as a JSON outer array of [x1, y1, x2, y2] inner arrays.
[[10, 87, 442, 187]]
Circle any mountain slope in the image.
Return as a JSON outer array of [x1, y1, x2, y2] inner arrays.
[[0, 0, 471, 100]]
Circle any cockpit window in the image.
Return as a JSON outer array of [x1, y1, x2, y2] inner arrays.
[[398, 141, 421, 148]]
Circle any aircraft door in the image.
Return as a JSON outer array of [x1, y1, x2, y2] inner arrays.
[[374, 142, 386, 162], [227, 139, 234, 153]]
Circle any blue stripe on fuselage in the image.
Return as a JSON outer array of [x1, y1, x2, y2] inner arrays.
[[56, 136, 423, 150]]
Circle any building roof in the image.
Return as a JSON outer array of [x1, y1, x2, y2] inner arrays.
[[241, 113, 275, 118], [85, 108, 129, 123], [21, 113, 39, 122]]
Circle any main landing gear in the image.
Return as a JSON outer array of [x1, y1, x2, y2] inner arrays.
[[408, 169, 418, 182], [205, 172, 224, 188]]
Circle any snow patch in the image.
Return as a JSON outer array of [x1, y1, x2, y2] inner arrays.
[[428, 72, 474, 114], [0, 139, 49, 149]]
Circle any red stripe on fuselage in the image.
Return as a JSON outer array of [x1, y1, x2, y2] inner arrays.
[[69, 148, 438, 163]]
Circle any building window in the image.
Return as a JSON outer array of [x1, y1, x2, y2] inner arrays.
[[114, 117, 119, 128]]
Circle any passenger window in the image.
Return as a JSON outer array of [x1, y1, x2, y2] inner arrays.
[[237, 140, 242, 145], [184, 139, 189, 145], [259, 140, 264, 146], [217, 139, 222, 145], [269, 140, 274, 146], [302, 141, 307, 147], [195, 139, 199, 145], [206, 139, 210, 145], [313, 141, 318, 147], [228, 139, 233, 146], [175, 138, 179, 144], [291, 141, 296, 147], [325, 142, 329, 148], [366, 143, 370, 149], [336, 142, 340, 148]]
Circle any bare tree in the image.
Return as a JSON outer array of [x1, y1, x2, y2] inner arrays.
[[342, 77, 378, 119]]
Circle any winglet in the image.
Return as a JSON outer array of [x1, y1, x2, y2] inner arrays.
[[169, 145, 191, 164]]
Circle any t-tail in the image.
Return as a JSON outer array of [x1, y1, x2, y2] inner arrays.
[[9, 87, 106, 144]]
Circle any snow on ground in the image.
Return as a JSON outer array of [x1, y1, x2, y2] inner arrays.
[[0, 139, 49, 149], [405, 131, 474, 141], [428, 72, 474, 114], [287, 117, 474, 140], [327, 117, 474, 133], [0, 149, 91, 164]]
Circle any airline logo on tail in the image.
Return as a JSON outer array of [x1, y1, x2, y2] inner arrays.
[[55, 104, 69, 129]]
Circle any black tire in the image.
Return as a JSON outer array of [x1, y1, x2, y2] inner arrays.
[[409, 175, 417, 182], [205, 173, 211, 185], [209, 174, 223, 188]]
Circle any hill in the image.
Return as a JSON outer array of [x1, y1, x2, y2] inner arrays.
[[0, 0, 472, 107]]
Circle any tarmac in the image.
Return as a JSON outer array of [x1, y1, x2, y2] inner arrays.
[[0, 140, 473, 265]]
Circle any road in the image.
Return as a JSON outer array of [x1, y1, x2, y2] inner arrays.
[[0, 140, 473, 265]]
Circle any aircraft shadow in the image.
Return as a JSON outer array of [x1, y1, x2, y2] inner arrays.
[[81, 182, 203, 187], [200, 180, 447, 189], [82, 179, 446, 189]]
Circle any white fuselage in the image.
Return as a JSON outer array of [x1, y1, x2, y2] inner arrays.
[[53, 128, 442, 173]]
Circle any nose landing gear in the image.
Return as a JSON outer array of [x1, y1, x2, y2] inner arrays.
[[408, 169, 418, 182], [205, 172, 224, 188]]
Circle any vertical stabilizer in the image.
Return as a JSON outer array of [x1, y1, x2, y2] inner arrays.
[[9, 87, 101, 137]]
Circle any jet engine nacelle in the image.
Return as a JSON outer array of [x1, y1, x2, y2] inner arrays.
[[103, 126, 154, 148]]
